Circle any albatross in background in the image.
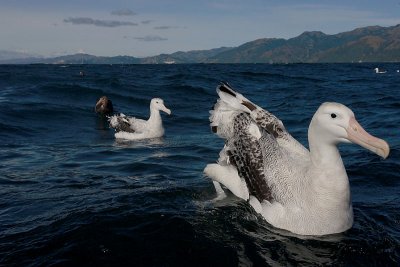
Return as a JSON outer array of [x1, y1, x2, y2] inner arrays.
[[109, 98, 171, 140], [204, 82, 390, 236], [374, 67, 387, 74]]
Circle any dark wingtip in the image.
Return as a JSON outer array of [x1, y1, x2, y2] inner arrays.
[[242, 101, 257, 111], [218, 82, 236, 97], [220, 81, 230, 87]]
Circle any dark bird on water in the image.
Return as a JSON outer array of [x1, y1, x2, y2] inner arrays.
[[95, 96, 114, 115]]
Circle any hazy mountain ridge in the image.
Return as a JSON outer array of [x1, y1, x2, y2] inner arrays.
[[1, 24, 400, 64], [140, 47, 233, 64], [208, 24, 400, 63], [0, 50, 40, 61]]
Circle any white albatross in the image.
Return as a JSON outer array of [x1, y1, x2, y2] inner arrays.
[[374, 67, 387, 74], [109, 98, 171, 140], [204, 82, 390, 236]]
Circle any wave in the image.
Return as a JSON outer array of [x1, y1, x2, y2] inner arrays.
[[0, 122, 37, 138], [0, 64, 399, 266]]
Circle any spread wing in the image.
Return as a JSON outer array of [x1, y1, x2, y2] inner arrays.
[[209, 82, 309, 202], [217, 82, 309, 158], [225, 113, 274, 202]]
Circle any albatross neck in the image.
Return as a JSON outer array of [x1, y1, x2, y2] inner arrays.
[[148, 107, 162, 125], [309, 137, 343, 168], [307, 134, 352, 224], [308, 132, 350, 194], [307, 118, 346, 172]]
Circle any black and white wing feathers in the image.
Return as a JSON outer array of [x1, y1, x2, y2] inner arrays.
[[209, 82, 309, 203], [216, 82, 309, 157], [226, 113, 274, 202]]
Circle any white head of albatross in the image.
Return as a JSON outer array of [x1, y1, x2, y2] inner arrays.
[[309, 103, 389, 166], [150, 98, 171, 115], [109, 97, 171, 140], [204, 82, 390, 236]]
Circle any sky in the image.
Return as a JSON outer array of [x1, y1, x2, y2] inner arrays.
[[1, 0, 400, 58]]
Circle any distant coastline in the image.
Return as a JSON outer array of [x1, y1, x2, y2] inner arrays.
[[1, 24, 400, 64]]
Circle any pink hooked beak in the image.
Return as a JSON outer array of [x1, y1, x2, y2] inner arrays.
[[346, 117, 390, 159]]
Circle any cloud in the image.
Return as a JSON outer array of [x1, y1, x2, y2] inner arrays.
[[141, 20, 153, 25], [133, 35, 168, 42], [111, 9, 137, 16], [153, 26, 178, 30], [64, 17, 138, 27]]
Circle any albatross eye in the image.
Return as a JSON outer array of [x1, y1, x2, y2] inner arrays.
[[331, 113, 337, 119]]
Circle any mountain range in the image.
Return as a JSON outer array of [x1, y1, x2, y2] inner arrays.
[[1, 24, 400, 64]]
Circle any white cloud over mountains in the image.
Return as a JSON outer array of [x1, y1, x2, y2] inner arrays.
[[64, 17, 138, 27], [131, 35, 168, 42], [111, 8, 137, 16]]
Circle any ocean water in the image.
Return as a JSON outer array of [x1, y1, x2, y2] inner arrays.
[[0, 63, 399, 266]]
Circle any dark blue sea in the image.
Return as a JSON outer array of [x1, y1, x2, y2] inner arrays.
[[0, 63, 399, 266]]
